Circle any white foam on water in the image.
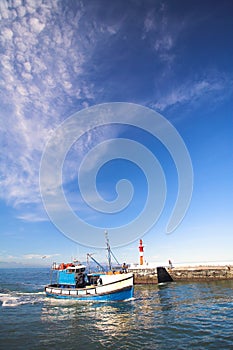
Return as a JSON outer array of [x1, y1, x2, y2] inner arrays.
[[0, 291, 45, 307], [0, 293, 21, 307], [17, 291, 44, 295]]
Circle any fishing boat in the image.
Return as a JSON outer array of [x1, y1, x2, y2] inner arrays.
[[44, 262, 134, 301], [44, 231, 134, 301]]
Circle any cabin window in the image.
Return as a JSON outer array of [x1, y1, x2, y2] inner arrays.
[[75, 268, 85, 273]]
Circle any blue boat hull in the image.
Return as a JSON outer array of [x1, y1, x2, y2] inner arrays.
[[45, 285, 133, 302]]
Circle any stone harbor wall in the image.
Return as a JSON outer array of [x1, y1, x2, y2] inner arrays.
[[132, 265, 233, 284], [169, 265, 233, 281], [134, 273, 158, 284], [130, 267, 158, 284]]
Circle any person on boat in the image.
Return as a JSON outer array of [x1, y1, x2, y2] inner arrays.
[[122, 262, 128, 273], [97, 277, 103, 285], [75, 272, 85, 288]]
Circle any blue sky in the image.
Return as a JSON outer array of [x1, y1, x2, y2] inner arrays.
[[0, 0, 232, 267]]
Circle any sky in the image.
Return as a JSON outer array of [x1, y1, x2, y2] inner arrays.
[[0, 0, 232, 268]]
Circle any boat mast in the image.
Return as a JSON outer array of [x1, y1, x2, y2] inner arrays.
[[105, 230, 112, 271]]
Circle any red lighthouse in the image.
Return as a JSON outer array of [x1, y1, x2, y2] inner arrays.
[[139, 239, 144, 265]]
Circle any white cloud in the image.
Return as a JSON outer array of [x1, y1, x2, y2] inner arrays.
[[16, 213, 48, 222], [12, 0, 22, 8], [144, 15, 156, 33], [0, 0, 10, 20], [0, 0, 121, 218], [23, 253, 60, 260], [0, 252, 61, 265], [153, 76, 227, 111], [24, 61, 32, 72], [142, 4, 188, 66], [29, 17, 45, 33], [2, 27, 13, 41], [17, 5, 26, 18], [154, 35, 173, 51]]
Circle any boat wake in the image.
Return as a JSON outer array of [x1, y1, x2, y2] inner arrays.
[[0, 291, 44, 307]]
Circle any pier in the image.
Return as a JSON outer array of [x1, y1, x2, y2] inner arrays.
[[130, 265, 233, 284]]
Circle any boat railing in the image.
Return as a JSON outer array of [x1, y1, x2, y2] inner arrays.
[[45, 285, 98, 296]]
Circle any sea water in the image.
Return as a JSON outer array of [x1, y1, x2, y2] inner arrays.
[[0, 268, 233, 349]]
